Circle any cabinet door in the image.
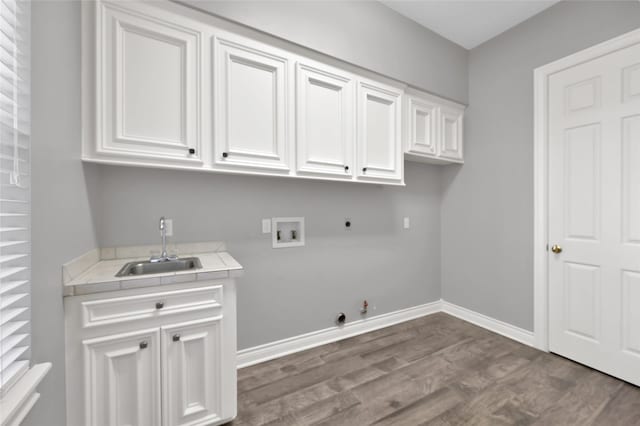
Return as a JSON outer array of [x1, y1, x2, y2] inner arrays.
[[162, 317, 223, 426], [438, 105, 464, 162], [214, 36, 292, 172], [356, 80, 403, 182], [83, 328, 161, 426], [99, 2, 203, 163], [296, 62, 355, 178], [405, 96, 438, 156]]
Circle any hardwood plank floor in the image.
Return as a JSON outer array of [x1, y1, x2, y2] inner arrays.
[[229, 313, 640, 426]]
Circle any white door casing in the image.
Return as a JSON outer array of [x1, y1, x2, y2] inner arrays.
[[357, 79, 403, 182], [214, 34, 292, 172], [296, 61, 355, 178], [546, 39, 640, 386], [99, 1, 203, 163], [162, 317, 223, 426], [83, 328, 162, 426]]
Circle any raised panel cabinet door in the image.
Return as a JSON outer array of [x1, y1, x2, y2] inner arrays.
[[83, 328, 161, 426], [162, 317, 223, 426], [405, 95, 438, 156], [214, 35, 292, 172], [438, 105, 464, 162], [356, 80, 403, 183], [99, 2, 203, 163], [296, 62, 355, 178]]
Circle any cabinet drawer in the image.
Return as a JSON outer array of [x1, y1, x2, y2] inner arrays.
[[81, 285, 222, 328]]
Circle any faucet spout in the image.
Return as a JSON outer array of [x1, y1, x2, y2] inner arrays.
[[150, 216, 177, 262]]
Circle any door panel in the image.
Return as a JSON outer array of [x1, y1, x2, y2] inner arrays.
[[439, 105, 464, 161], [214, 36, 291, 172], [405, 96, 437, 156], [548, 41, 640, 386], [162, 317, 222, 426], [83, 329, 161, 426], [356, 80, 402, 182], [100, 2, 202, 162], [296, 62, 355, 177]]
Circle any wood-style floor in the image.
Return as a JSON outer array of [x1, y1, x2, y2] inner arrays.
[[230, 312, 640, 426]]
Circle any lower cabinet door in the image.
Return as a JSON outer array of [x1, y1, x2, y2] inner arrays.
[[162, 317, 223, 426], [83, 328, 162, 426]]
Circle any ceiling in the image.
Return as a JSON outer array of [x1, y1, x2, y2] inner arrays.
[[380, 0, 561, 49]]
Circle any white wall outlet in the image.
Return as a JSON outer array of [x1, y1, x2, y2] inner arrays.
[[272, 217, 305, 248], [403, 217, 410, 229], [262, 218, 271, 234], [164, 219, 174, 236]]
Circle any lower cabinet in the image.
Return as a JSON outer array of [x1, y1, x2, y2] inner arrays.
[[83, 329, 162, 426], [162, 317, 222, 426], [66, 281, 237, 426]]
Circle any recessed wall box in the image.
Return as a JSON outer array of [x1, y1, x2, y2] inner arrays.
[[272, 217, 305, 248]]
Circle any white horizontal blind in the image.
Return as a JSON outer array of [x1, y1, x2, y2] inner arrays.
[[0, 0, 30, 396]]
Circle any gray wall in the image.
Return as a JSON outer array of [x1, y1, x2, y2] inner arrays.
[[27, 2, 463, 425], [180, 0, 468, 103], [28, 1, 99, 426], [96, 163, 443, 349], [441, 0, 640, 331]]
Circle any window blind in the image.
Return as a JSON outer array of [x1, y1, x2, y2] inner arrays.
[[0, 0, 30, 396]]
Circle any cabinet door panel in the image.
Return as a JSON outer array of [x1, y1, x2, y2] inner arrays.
[[357, 81, 402, 182], [439, 105, 464, 162], [83, 328, 161, 426], [162, 317, 223, 426], [406, 97, 437, 156], [100, 2, 202, 162], [214, 36, 291, 172], [296, 62, 355, 177]]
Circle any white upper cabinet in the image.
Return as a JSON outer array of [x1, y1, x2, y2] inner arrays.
[[295, 61, 355, 178], [357, 80, 403, 183], [405, 95, 438, 156], [213, 34, 292, 173], [403, 89, 465, 164], [85, 1, 466, 184], [94, 2, 206, 164], [439, 104, 464, 162]]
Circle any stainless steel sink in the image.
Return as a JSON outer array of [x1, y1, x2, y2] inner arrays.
[[115, 257, 202, 277]]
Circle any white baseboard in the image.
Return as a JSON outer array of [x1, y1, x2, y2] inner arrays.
[[237, 299, 535, 369], [237, 300, 442, 369], [441, 301, 535, 347]]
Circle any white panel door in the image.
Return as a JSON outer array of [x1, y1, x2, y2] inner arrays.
[[438, 104, 464, 162], [83, 328, 161, 426], [100, 2, 203, 163], [162, 317, 222, 426], [356, 80, 403, 182], [214, 35, 292, 172], [296, 62, 355, 178], [548, 41, 640, 386], [405, 95, 438, 156]]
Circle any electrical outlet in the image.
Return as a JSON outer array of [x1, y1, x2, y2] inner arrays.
[[164, 219, 173, 237], [262, 218, 271, 234], [403, 217, 410, 229]]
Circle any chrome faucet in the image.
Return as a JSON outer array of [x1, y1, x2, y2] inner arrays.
[[150, 217, 177, 263]]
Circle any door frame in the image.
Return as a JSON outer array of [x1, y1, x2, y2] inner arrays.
[[533, 27, 640, 351]]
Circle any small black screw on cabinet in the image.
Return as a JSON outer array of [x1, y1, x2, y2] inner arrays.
[[344, 165, 349, 171], [188, 148, 196, 155], [139, 341, 148, 349], [222, 152, 229, 158], [155, 302, 164, 310], [173, 334, 181, 342], [362, 167, 367, 173]]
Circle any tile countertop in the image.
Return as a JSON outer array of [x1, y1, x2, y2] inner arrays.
[[62, 241, 243, 297]]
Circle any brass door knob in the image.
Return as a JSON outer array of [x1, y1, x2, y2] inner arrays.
[[551, 245, 563, 254]]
